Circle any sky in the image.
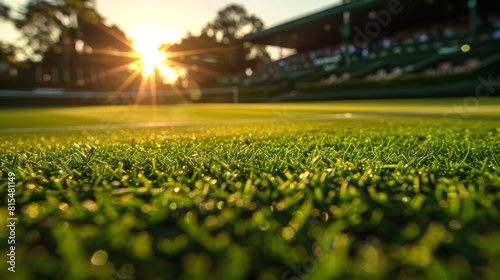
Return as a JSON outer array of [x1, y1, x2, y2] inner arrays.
[[0, 0, 341, 47]]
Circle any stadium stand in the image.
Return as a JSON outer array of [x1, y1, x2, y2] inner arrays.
[[218, 0, 500, 101]]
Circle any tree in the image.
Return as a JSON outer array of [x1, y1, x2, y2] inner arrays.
[[164, 4, 270, 87], [0, 1, 9, 20], [0, 42, 15, 62], [13, 0, 105, 60], [0, 1, 14, 61], [202, 4, 264, 43], [201, 4, 270, 68]]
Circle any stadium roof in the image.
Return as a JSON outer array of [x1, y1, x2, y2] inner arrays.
[[242, 0, 377, 50], [242, 0, 500, 51]]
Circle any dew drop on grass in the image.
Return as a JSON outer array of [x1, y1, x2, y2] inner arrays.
[[169, 202, 177, 210], [82, 200, 98, 212], [90, 250, 108, 266], [276, 202, 285, 211], [58, 203, 69, 211], [258, 221, 270, 231], [24, 203, 40, 219], [449, 219, 462, 230], [217, 201, 224, 210], [282, 226, 295, 241]]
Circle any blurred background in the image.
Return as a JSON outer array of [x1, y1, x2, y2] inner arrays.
[[0, 0, 499, 105]]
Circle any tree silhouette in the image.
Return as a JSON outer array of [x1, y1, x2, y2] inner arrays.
[[14, 0, 105, 60], [165, 4, 270, 87], [201, 4, 270, 66], [202, 4, 264, 43], [0, 1, 15, 62], [0, 1, 9, 20]]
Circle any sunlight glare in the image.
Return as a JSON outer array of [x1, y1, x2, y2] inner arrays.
[[133, 39, 165, 77], [132, 28, 178, 82], [158, 59, 179, 84]]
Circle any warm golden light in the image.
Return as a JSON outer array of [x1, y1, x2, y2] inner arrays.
[[140, 50, 165, 76], [158, 59, 179, 84], [461, 44, 471, 53], [133, 39, 165, 77], [132, 29, 178, 82]]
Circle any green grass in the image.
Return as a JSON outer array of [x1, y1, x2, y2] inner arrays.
[[1, 97, 500, 129], [0, 100, 500, 280]]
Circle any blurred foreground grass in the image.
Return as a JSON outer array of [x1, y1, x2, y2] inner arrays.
[[0, 102, 499, 279]]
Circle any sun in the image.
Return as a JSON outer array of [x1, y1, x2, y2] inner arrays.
[[133, 39, 169, 78], [131, 28, 179, 82], [136, 46, 164, 76]]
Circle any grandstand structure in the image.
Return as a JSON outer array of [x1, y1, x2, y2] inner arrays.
[[216, 0, 500, 101]]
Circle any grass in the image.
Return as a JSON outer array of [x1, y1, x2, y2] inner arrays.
[[1, 97, 500, 129], [0, 99, 500, 280]]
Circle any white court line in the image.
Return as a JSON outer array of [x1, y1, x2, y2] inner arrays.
[[0, 113, 355, 134]]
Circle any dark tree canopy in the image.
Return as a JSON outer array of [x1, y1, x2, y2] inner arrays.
[[0, 1, 9, 20], [202, 4, 265, 44], [0, 42, 15, 66], [165, 4, 270, 87], [13, 0, 129, 61], [201, 4, 270, 65], [0, 1, 14, 62]]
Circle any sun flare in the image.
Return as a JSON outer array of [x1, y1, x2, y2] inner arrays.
[[132, 30, 178, 82]]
